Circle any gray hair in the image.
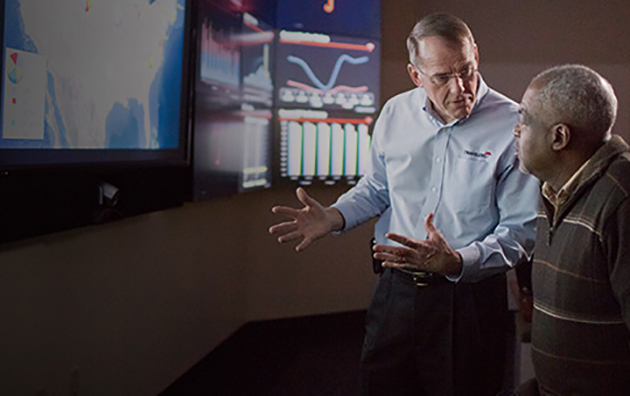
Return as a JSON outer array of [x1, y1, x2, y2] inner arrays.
[[531, 65, 618, 137], [406, 13, 475, 64]]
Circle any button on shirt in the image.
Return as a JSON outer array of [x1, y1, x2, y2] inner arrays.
[[332, 76, 539, 282]]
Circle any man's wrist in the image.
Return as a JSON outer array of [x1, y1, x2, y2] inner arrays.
[[446, 252, 463, 277], [326, 207, 346, 232]]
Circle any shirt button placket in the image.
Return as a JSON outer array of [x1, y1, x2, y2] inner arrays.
[[419, 127, 448, 234]]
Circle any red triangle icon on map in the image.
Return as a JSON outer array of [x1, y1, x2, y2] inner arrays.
[[10, 52, 17, 64]]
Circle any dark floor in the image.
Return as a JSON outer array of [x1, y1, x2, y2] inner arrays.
[[159, 310, 366, 396], [159, 309, 520, 396]]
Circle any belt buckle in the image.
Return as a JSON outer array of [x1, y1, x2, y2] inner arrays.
[[412, 271, 432, 287]]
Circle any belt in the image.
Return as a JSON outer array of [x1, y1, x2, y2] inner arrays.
[[391, 268, 451, 287]]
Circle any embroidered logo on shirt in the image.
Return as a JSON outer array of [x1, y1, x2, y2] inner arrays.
[[464, 150, 492, 158]]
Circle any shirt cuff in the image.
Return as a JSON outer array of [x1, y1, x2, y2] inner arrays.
[[447, 244, 481, 282], [330, 201, 357, 233]]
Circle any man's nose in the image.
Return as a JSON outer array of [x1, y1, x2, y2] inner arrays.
[[448, 75, 466, 93]]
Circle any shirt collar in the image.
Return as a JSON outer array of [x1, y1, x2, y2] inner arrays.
[[541, 159, 590, 210], [541, 135, 630, 210]]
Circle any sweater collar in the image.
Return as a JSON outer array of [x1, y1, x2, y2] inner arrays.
[[571, 135, 629, 189], [542, 135, 629, 221]]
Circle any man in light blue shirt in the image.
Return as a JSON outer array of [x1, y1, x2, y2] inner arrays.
[[270, 13, 539, 396]]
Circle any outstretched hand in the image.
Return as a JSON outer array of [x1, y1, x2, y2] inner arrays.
[[372, 213, 463, 277], [268, 187, 344, 252]]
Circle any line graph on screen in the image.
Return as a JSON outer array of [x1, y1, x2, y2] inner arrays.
[[286, 54, 368, 92], [276, 38, 378, 112]]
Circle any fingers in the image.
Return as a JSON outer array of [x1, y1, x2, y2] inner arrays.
[[424, 213, 447, 249], [372, 242, 399, 255], [268, 221, 309, 251], [373, 235, 433, 272], [424, 213, 437, 236], [382, 261, 413, 270], [277, 230, 303, 244], [372, 243, 412, 262], [270, 188, 316, 219], [271, 205, 301, 218], [268, 221, 297, 236], [372, 249, 413, 270], [296, 187, 317, 208], [373, 251, 407, 264], [269, 188, 328, 252], [385, 233, 421, 249], [295, 237, 312, 252]]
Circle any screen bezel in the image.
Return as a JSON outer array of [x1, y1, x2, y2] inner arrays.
[[0, 0, 194, 245]]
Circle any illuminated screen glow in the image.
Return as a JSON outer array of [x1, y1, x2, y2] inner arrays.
[[275, 31, 380, 114], [276, 0, 381, 39], [192, 2, 273, 199], [277, 109, 374, 185], [0, 0, 189, 168], [274, 30, 380, 185]]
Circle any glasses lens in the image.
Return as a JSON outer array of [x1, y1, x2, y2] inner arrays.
[[433, 75, 450, 86], [426, 66, 476, 87], [461, 66, 475, 80]]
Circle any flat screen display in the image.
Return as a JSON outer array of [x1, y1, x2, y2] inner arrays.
[[0, 0, 191, 169], [276, 109, 374, 185], [276, 0, 381, 39], [273, 30, 379, 185], [193, 109, 272, 198], [192, 1, 273, 200], [275, 30, 380, 114]]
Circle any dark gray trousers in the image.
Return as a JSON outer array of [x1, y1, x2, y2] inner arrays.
[[360, 268, 508, 396]]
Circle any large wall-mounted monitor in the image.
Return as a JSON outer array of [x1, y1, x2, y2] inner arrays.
[[273, 30, 380, 185], [0, 0, 191, 170], [191, 0, 382, 193], [192, 1, 273, 200], [0, 0, 193, 243]]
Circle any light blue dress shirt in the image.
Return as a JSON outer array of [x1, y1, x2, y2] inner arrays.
[[332, 76, 539, 282]]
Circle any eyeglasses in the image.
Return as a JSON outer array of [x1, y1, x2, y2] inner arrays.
[[417, 65, 477, 87]]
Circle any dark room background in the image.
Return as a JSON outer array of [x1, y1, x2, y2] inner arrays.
[[1, 1, 629, 394]]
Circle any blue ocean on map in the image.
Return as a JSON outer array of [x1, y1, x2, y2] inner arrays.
[[0, 0, 185, 151]]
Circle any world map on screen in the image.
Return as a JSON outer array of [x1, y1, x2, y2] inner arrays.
[[1, 0, 185, 150]]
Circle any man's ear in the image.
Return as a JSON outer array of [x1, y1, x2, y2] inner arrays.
[[551, 123, 571, 151], [407, 63, 423, 88]]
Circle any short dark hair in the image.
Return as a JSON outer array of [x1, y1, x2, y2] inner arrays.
[[406, 13, 475, 64]]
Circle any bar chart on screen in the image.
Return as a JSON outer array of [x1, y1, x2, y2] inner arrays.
[[277, 109, 372, 185]]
